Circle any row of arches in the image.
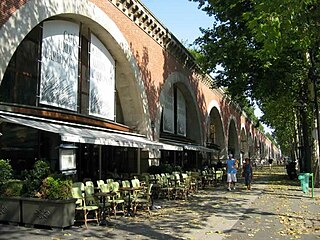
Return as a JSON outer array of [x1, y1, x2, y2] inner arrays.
[[0, 0, 280, 178]]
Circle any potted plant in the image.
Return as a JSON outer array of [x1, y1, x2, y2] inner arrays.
[[20, 160, 76, 228], [20, 159, 50, 198], [21, 175, 75, 228], [0, 159, 23, 224]]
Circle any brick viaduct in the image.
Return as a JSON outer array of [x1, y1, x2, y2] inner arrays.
[[0, 0, 280, 167]]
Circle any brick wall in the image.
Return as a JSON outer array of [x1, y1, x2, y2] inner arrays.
[[0, 0, 278, 156]]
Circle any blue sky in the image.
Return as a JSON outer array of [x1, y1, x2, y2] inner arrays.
[[140, 0, 213, 45]]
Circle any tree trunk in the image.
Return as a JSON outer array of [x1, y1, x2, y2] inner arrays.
[[300, 107, 312, 173]]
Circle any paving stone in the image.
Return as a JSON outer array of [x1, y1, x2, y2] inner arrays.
[[0, 166, 319, 240]]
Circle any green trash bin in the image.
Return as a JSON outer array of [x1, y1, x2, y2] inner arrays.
[[298, 173, 314, 197], [298, 173, 308, 193]]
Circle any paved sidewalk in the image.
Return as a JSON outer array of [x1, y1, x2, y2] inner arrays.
[[226, 167, 320, 240], [0, 187, 262, 240], [0, 166, 319, 240]]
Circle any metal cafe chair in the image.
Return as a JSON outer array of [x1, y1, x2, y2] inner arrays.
[[109, 181, 125, 218], [131, 183, 154, 214], [71, 182, 99, 228]]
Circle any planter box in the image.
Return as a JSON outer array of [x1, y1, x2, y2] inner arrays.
[[21, 197, 76, 228], [0, 197, 21, 223]]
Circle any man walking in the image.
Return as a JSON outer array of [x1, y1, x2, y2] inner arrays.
[[226, 154, 237, 191]]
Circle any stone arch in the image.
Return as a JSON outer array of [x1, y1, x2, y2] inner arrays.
[[253, 136, 258, 160], [227, 115, 239, 159], [240, 127, 247, 157], [261, 142, 266, 160], [157, 71, 203, 143], [256, 137, 263, 163], [267, 146, 271, 160], [0, 0, 152, 136], [248, 131, 254, 158], [206, 100, 226, 158]]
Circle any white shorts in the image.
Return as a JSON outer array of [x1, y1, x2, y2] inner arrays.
[[227, 173, 237, 183]]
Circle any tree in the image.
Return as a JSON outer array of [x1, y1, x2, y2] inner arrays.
[[190, 0, 320, 174], [244, 1, 320, 174], [190, 0, 259, 104]]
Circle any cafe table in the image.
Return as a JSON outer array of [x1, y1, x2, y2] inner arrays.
[[119, 186, 145, 217], [94, 191, 116, 226]]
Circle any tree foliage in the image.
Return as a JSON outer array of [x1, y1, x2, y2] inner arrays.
[[190, 0, 320, 160]]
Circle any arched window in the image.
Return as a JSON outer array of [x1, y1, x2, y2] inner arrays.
[[0, 19, 118, 122], [162, 85, 186, 137], [209, 124, 216, 143], [0, 25, 40, 105]]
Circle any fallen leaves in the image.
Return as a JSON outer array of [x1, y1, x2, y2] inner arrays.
[[36, 166, 320, 240]]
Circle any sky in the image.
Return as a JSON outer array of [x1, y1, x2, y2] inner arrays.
[[140, 0, 272, 134], [140, 0, 213, 45]]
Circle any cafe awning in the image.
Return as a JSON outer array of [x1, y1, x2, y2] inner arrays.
[[160, 142, 184, 151], [160, 140, 216, 152], [0, 112, 162, 150]]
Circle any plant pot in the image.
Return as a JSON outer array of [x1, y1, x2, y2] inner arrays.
[[21, 197, 76, 228], [0, 197, 21, 224]]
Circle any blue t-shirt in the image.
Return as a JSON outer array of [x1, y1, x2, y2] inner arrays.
[[226, 159, 236, 174]]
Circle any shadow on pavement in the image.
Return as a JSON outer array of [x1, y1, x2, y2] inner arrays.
[[0, 165, 317, 240]]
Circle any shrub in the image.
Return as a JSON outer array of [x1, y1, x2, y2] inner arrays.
[[172, 165, 183, 173], [147, 165, 159, 174], [22, 160, 50, 197], [0, 159, 72, 200], [0, 159, 13, 184], [38, 176, 72, 200], [147, 164, 173, 174], [0, 180, 23, 197]]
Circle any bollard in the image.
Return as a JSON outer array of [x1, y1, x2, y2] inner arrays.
[[298, 173, 314, 198]]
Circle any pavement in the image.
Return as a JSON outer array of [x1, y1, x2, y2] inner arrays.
[[0, 166, 319, 240]]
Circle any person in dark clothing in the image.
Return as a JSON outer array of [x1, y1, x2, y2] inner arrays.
[[268, 158, 273, 169], [242, 158, 253, 190], [216, 159, 223, 169]]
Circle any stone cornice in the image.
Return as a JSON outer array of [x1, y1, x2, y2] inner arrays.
[[108, 0, 217, 89], [109, 0, 170, 46]]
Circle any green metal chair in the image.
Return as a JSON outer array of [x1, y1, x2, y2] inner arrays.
[[109, 181, 125, 218], [121, 180, 131, 200], [71, 182, 100, 228], [131, 183, 153, 214], [96, 179, 105, 190], [159, 175, 174, 199], [173, 173, 189, 200]]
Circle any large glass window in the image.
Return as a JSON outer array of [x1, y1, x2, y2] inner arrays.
[[0, 122, 61, 174], [0, 19, 118, 123], [79, 26, 90, 115], [209, 123, 216, 144], [0, 123, 38, 173], [39, 20, 79, 111], [161, 85, 187, 137], [89, 33, 115, 120], [0, 25, 40, 105]]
